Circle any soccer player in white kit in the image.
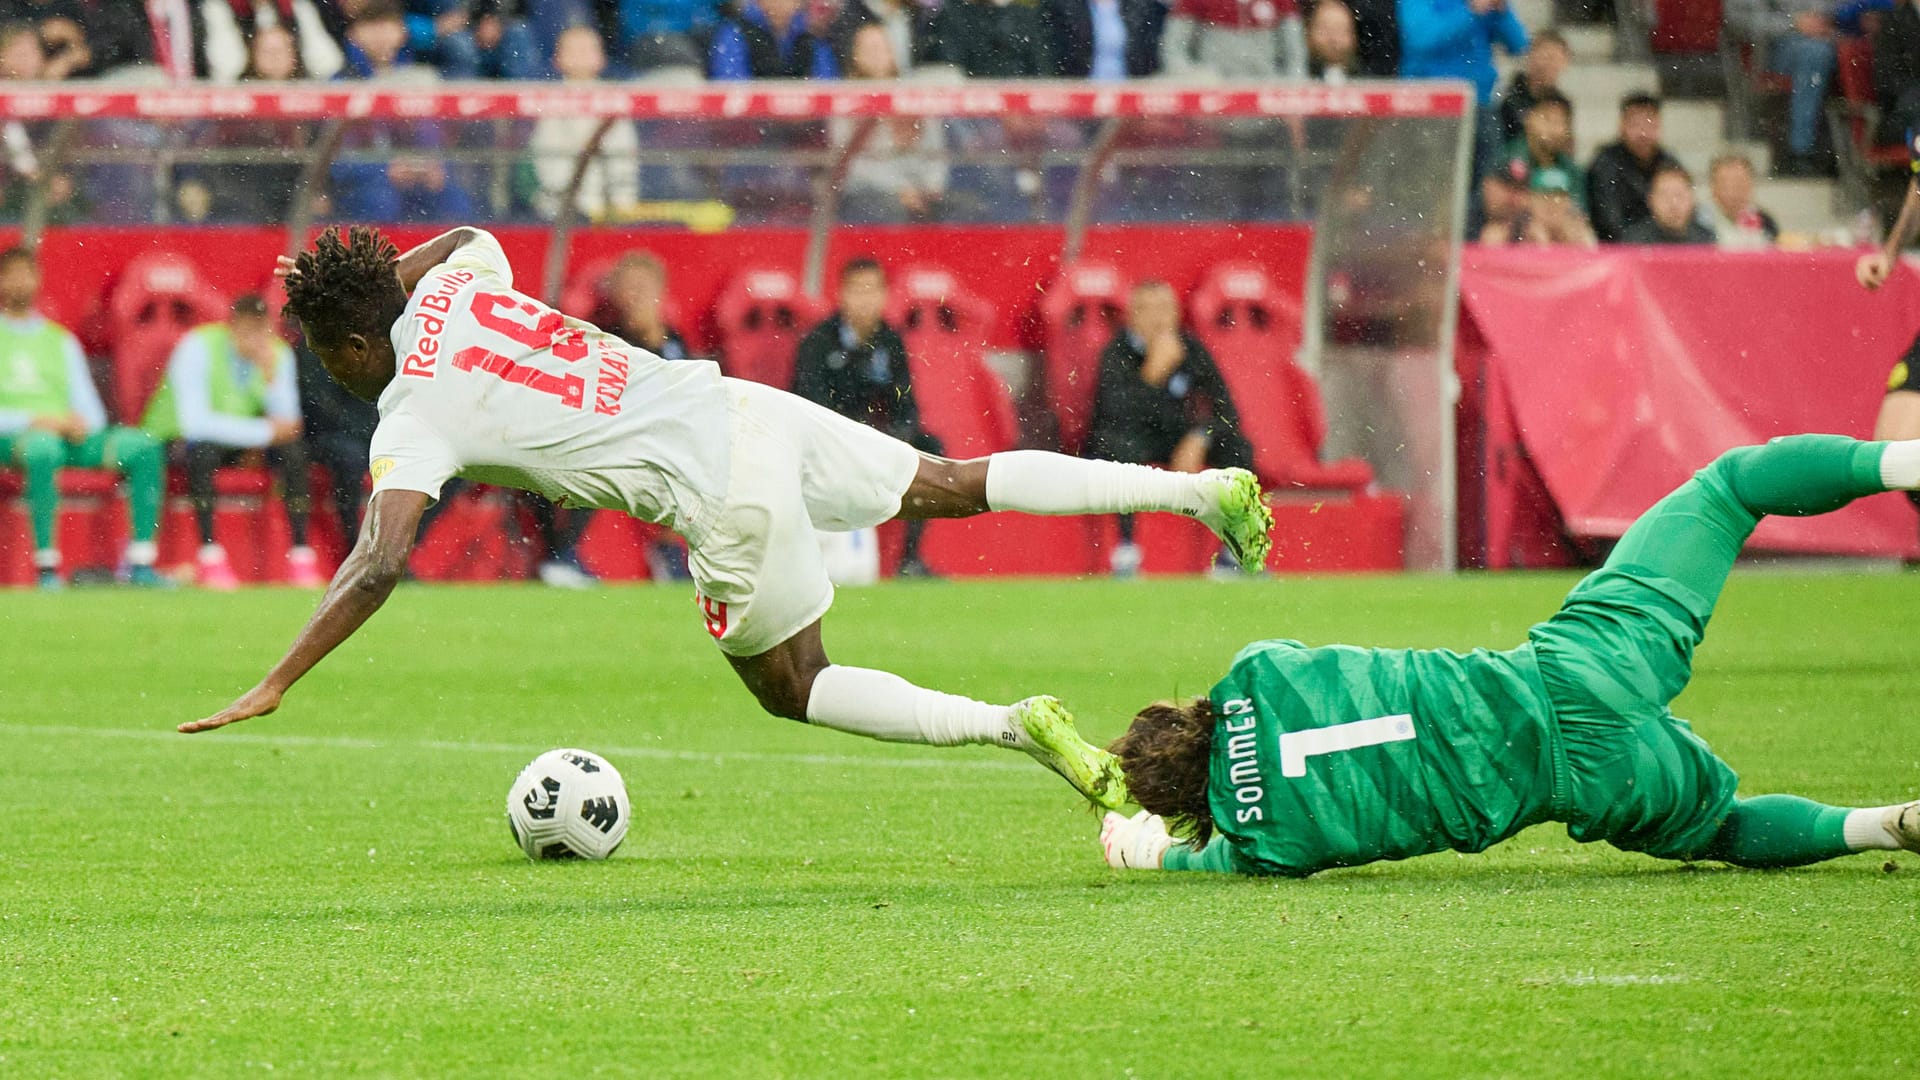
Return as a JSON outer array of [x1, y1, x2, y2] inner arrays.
[[179, 227, 1276, 808]]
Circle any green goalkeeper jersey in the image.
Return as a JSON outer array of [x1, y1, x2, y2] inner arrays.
[[1166, 639, 1566, 877]]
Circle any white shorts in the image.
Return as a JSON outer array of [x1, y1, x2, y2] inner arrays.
[[689, 378, 922, 657]]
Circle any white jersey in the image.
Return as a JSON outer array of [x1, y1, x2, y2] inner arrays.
[[367, 231, 731, 540]]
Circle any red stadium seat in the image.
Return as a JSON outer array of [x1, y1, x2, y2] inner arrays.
[[108, 253, 230, 423], [713, 264, 822, 389], [1830, 37, 1908, 206], [1189, 261, 1372, 492], [1037, 261, 1129, 455], [0, 468, 129, 584], [1651, 0, 1720, 55], [888, 264, 1017, 458]]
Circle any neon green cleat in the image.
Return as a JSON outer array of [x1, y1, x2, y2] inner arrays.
[[1011, 695, 1130, 810], [1195, 468, 1273, 573]]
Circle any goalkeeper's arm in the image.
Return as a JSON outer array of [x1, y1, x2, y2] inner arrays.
[[1101, 811, 1255, 873]]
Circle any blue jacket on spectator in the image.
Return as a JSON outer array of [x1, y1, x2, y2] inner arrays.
[[1834, 0, 1893, 36], [1397, 0, 1527, 103], [621, 0, 724, 42], [709, 3, 840, 79]]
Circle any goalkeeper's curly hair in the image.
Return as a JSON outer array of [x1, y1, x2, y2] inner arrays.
[[1108, 697, 1216, 844], [283, 226, 407, 350]]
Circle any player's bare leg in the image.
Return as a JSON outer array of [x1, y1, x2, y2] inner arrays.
[[1872, 390, 1920, 441], [897, 452, 1275, 570], [728, 618, 1128, 808]]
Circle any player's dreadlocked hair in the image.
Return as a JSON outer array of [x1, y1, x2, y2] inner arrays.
[[1109, 698, 1216, 845], [283, 226, 406, 349]]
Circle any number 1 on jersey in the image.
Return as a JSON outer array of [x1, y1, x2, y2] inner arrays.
[[1278, 714, 1416, 777], [451, 346, 586, 410]]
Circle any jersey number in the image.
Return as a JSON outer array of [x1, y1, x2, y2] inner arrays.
[[1278, 714, 1416, 777], [455, 292, 590, 408]]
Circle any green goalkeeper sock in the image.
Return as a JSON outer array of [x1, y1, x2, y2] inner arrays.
[[1699, 795, 1852, 869], [1716, 435, 1889, 519]]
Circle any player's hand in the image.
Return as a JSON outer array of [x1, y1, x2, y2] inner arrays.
[[273, 255, 299, 283], [269, 417, 303, 445], [1100, 810, 1173, 869], [1858, 252, 1894, 290], [179, 684, 283, 734], [1141, 331, 1184, 387]]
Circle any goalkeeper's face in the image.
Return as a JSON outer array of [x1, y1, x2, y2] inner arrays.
[[306, 321, 396, 404]]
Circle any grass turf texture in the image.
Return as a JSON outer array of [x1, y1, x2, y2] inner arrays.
[[1, 573, 1915, 1077]]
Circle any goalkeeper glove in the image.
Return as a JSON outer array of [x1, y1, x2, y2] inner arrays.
[[1100, 810, 1173, 869]]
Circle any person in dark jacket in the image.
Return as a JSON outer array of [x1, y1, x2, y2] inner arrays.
[[1497, 28, 1568, 143], [827, 0, 940, 73], [791, 258, 941, 577], [1086, 280, 1252, 578], [1343, 0, 1397, 74], [708, 0, 839, 78], [939, 0, 1053, 76], [1874, 0, 1920, 144], [595, 252, 692, 360], [1620, 164, 1716, 244], [296, 338, 377, 549], [1041, 0, 1161, 77], [1587, 92, 1684, 244]]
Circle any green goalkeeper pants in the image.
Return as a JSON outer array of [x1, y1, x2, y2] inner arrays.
[[0, 426, 163, 551], [1529, 435, 1887, 863]]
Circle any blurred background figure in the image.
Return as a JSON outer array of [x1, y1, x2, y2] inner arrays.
[[1587, 93, 1681, 245], [0, 246, 162, 589], [1041, 0, 1160, 79], [401, 0, 541, 78], [1305, 0, 1357, 81], [830, 0, 938, 73], [1501, 90, 1587, 222], [296, 337, 376, 552], [1621, 165, 1716, 244], [1086, 280, 1250, 578], [792, 258, 941, 577], [1522, 172, 1599, 247], [596, 251, 690, 360], [529, 25, 639, 221], [939, 0, 1054, 76], [141, 294, 315, 589], [837, 25, 948, 224], [708, 0, 839, 78], [1400, 0, 1527, 179], [1159, 0, 1303, 78], [1725, 0, 1837, 176], [1497, 29, 1568, 143], [1704, 152, 1780, 249]]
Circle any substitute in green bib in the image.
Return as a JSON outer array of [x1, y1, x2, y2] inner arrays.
[[143, 294, 319, 589], [0, 246, 163, 589], [1096, 434, 1920, 876]]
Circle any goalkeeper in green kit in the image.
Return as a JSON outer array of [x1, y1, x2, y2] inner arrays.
[[1092, 435, 1920, 875]]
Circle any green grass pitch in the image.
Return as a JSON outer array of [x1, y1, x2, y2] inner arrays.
[[1, 572, 1916, 1077]]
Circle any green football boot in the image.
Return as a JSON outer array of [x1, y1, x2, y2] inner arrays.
[[1011, 695, 1129, 811], [1195, 468, 1273, 573]]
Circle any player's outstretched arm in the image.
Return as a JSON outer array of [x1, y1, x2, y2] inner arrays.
[[393, 228, 480, 294], [1859, 178, 1920, 290], [178, 489, 430, 734]]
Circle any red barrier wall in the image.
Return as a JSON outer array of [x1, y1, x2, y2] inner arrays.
[[1459, 246, 1920, 563]]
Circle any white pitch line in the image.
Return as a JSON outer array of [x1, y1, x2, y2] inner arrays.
[[0, 722, 1031, 772]]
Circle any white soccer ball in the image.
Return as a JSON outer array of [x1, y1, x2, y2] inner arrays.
[[505, 748, 631, 860]]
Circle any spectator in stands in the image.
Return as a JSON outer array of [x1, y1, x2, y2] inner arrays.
[[1476, 166, 1529, 244], [530, 25, 639, 221], [838, 25, 948, 223], [1306, 0, 1357, 80], [1586, 92, 1683, 244], [1497, 29, 1568, 144], [709, 0, 839, 78], [295, 340, 375, 549], [1621, 164, 1716, 244], [1524, 171, 1599, 246], [831, 0, 937, 74], [1042, 0, 1159, 77], [792, 258, 940, 577], [940, 0, 1053, 76], [1872, 0, 1920, 144], [1703, 151, 1781, 248], [1502, 90, 1586, 215], [180, 25, 309, 223], [1399, 0, 1526, 176], [0, 247, 162, 589], [198, 0, 346, 81], [1726, 0, 1837, 175], [141, 294, 319, 590], [331, 2, 475, 222], [1087, 279, 1251, 579], [1160, 0, 1303, 78], [597, 251, 691, 360], [402, 0, 539, 78], [609, 0, 709, 72], [1343, 0, 1398, 74]]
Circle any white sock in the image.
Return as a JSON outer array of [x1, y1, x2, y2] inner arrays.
[[1879, 440, 1920, 489], [198, 543, 226, 562], [804, 664, 1022, 749], [985, 450, 1208, 518], [33, 547, 59, 570], [124, 541, 157, 567], [1843, 805, 1904, 851]]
